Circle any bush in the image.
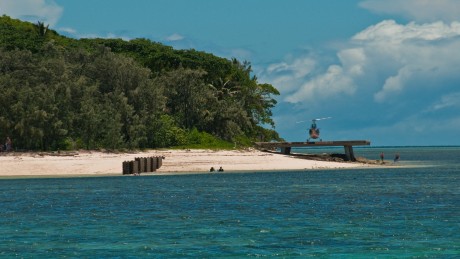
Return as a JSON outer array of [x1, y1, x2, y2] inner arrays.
[[181, 128, 234, 149]]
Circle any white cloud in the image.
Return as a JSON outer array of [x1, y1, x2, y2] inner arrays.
[[356, 20, 460, 102], [57, 27, 76, 35], [261, 48, 364, 104], [353, 20, 460, 42], [260, 55, 316, 94], [337, 48, 366, 76], [285, 64, 356, 103], [428, 92, 460, 111], [263, 20, 460, 105], [267, 18, 460, 145], [0, 0, 62, 26], [360, 0, 460, 22], [165, 33, 184, 42], [267, 57, 315, 78], [374, 67, 410, 102]]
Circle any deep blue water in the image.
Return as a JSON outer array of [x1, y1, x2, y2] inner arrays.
[[1, 147, 459, 258]]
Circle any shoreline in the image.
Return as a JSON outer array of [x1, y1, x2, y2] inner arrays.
[[0, 149, 409, 179]]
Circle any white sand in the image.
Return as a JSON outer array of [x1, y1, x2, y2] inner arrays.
[[0, 149, 372, 177]]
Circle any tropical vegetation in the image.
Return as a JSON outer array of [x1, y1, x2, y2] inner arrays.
[[0, 15, 282, 151]]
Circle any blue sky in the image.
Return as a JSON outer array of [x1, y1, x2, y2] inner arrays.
[[2, 0, 460, 146]]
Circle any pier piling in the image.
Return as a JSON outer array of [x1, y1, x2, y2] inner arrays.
[[122, 156, 164, 175]]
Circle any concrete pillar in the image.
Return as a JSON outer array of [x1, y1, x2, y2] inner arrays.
[[129, 160, 139, 175], [135, 157, 146, 173], [151, 157, 158, 171], [146, 157, 152, 172], [344, 145, 355, 161], [122, 161, 130, 174], [280, 147, 291, 155], [156, 156, 162, 169]]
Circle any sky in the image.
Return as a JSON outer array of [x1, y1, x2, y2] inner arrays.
[[1, 0, 460, 146]]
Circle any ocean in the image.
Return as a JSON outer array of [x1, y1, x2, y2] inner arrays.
[[1, 146, 459, 258]]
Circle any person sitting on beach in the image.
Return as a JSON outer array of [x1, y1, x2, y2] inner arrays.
[[218, 166, 224, 172], [210, 167, 215, 172]]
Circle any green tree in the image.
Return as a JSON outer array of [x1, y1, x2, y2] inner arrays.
[[150, 115, 187, 147], [0, 16, 283, 151], [160, 67, 209, 129], [35, 21, 49, 37], [78, 84, 102, 149]]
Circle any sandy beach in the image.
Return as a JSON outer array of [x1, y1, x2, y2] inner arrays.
[[0, 149, 375, 177]]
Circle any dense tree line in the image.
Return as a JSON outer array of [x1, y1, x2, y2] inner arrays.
[[0, 16, 281, 151]]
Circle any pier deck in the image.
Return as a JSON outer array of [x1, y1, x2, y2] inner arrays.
[[254, 140, 371, 161]]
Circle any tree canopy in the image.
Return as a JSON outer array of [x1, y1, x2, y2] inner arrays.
[[0, 15, 281, 151]]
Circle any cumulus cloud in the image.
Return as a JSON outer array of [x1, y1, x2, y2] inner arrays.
[[263, 20, 460, 106], [359, 0, 460, 22], [353, 19, 460, 42], [356, 20, 460, 102], [262, 19, 460, 144], [0, 0, 62, 26], [285, 64, 356, 103], [260, 55, 316, 94], [288, 47, 367, 103]]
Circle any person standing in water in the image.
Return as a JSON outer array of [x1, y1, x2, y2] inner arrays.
[[380, 152, 384, 163], [394, 153, 400, 163]]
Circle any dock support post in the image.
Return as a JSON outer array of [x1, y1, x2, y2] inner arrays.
[[344, 145, 356, 161], [122, 161, 130, 175], [129, 161, 139, 175], [280, 147, 291, 155]]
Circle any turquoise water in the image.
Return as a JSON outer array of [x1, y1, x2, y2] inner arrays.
[[1, 147, 459, 257]]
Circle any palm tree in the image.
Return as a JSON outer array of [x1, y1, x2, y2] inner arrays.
[[35, 21, 49, 37]]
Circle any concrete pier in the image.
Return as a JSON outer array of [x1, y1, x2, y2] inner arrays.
[[254, 140, 371, 161]]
